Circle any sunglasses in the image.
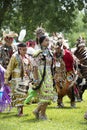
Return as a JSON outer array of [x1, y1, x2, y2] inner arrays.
[[5, 36, 13, 41]]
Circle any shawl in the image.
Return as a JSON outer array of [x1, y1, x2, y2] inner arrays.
[[0, 65, 11, 112]]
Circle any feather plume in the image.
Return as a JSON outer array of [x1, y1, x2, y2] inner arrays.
[[18, 29, 26, 42]]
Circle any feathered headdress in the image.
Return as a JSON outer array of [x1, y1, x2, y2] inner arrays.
[[3, 31, 18, 38], [34, 26, 46, 38]]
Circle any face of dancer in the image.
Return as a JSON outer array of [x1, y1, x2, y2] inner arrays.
[[41, 37, 49, 48], [18, 47, 27, 56], [55, 46, 62, 54], [4, 36, 14, 46]]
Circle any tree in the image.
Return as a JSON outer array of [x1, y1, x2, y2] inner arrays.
[[0, 0, 86, 40], [0, 0, 14, 29], [20, 0, 86, 37]]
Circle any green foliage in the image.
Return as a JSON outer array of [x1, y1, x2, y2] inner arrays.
[[0, 1, 86, 35], [21, 0, 77, 33], [0, 0, 14, 28], [82, 8, 87, 29], [65, 11, 87, 48], [0, 0, 87, 42], [67, 32, 86, 48]]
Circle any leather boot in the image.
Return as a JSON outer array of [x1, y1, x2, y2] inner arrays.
[[57, 97, 64, 108], [84, 111, 87, 120], [17, 105, 24, 116], [39, 103, 48, 120], [33, 103, 42, 119]]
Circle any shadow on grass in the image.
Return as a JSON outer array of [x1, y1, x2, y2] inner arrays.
[[21, 118, 40, 123], [0, 113, 29, 119], [79, 120, 87, 125], [48, 106, 80, 109], [66, 100, 84, 103], [21, 117, 52, 123], [0, 111, 14, 114]]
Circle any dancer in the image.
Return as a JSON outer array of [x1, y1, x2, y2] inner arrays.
[[0, 31, 18, 69], [4, 42, 33, 116], [32, 35, 55, 120], [53, 35, 76, 108], [0, 64, 11, 112]]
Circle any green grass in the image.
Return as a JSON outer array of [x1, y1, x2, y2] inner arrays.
[[0, 91, 87, 130]]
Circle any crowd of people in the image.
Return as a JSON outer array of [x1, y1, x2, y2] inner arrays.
[[0, 27, 87, 120]]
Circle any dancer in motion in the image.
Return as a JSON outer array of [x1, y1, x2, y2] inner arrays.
[[4, 42, 33, 116], [0, 64, 11, 112], [32, 35, 56, 120]]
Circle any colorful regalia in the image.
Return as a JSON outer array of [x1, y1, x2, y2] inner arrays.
[[4, 52, 33, 107], [0, 64, 11, 112], [54, 48, 76, 108], [0, 44, 13, 69], [33, 48, 55, 102]]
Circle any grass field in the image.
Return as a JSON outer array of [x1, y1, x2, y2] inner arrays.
[[0, 91, 87, 130]]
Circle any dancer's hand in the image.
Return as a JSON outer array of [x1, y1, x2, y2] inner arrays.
[[32, 79, 40, 86]]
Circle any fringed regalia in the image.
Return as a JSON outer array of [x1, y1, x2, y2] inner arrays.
[[33, 48, 56, 103], [4, 52, 33, 107], [54, 50, 76, 107], [0, 65, 11, 112]]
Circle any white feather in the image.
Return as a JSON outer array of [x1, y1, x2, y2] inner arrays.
[[79, 78, 86, 86], [18, 29, 26, 42]]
